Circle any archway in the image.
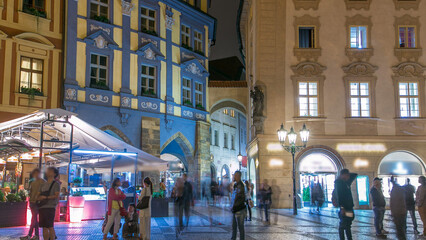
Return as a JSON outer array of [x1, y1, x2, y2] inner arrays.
[[378, 150, 426, 198], [210, 163, 217, 180], [221, 164, 230, 182], [100, 125, 132, 145]]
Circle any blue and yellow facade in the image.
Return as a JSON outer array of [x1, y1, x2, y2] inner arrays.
[[63, 0, 215, 188], [0, 0, 63, 122]]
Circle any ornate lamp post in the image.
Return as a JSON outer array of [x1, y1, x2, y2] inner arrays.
[[277, 123, 309, 215], [237, 153, 243, 170]]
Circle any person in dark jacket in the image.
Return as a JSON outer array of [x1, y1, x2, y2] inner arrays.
[[404, 178, 419, 234], [370, 177, 387, 238], [258, 179, 272, 222], [231, 171, 246, 240], [335, 169, 357, 240], [390, 177, 407, 240]]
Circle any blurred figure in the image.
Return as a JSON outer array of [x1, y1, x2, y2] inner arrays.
[[231, 171, 246, 240], [174, 174, 193, 234], [138, 177, 152, 240], [103, 178, 126, 240], [390, 176, 407, 240], [416, 176, 426, 236], [311, 182, 325, 213], [370, 177, 387, 238], [159, 178, 166, 197], [404, 178, 419, 234], [210, 178, 218, 206], [258, 179, 272, 223], [244, 180, 252, 221], [38, 167, 60, 240], [335, 169, 357, 240], [122, 204, 138, 238]]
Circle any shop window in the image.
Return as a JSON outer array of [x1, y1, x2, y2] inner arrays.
[[298, 82, 318, 117], [195, 82, 203, 109], [19, 57, 43, 95], [181, 25, 191, 49], [23, 0, 46, 18], [399, 82, 419, 117], [399, 26, 416, 48], [182, 78, 192, 106], [298, 27, 315, 48], [141, 7, 157, 36], [141, 65, 156, 96], [90, 54, 108, 90], [350, 82, 370, 117], [90, 0, 109, 23], [350, 26, 367, 49], [224, 133, 228, 149], [194, 30, 203, 54]]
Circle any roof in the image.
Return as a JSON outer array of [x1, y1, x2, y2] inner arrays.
[[209, 56, 245, 81], [208, 81, 247, 88]]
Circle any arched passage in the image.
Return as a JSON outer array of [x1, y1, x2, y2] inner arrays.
[[221, 164, 230, 181], [100, 125, 132, 145]]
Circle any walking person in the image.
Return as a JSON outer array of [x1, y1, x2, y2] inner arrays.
[[103, 178, 126, 240], [258, 180, 272, 223], [416, 176, 426, 236], [20, 168, 45, 240], [181, 173, 193, 230], [404, 178, 419, 234], [244, 180, 252, 221], [138, 177, 152, 240], [231, 171, 247, 240], [390, 177, 407, 240], [37, 167, 60, 240], [370, 177, 387, 238], [334, 169, 357, 240]]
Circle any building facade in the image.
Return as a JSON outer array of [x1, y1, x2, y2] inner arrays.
[[0, 0, 63, 123], [240, 0, 426, 209], [63, 0, 215, 191]]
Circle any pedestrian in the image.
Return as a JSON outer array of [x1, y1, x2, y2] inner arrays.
[[258, 179, 272, 222], [139, 177, 152, 240], [122, 204, 138, 238], [103, 178, 126, 240], [390, 177, 407, 240], [181, 174, 193, 229], [37, 167, 60, 240], [404, 178, 419, 234], [159, 178, 166, 197], [231, 171, 246, 240], [20, 168, 45, 240], [334, 168, 357, 240], [416, 176, 426, 236], [210, 178, 218, 205], [244, 180, 252, 221], [370, 177, 387, 238]]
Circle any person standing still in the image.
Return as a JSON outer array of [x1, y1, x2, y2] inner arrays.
[[416, 176, 426, 236], [335, 169, 357, 240], [390, 177, 407, 240], [231, 171, 246, 240], [20, 169, 46, 240], [404, 178, 419, 234], [38, 167, 61, 240], [103, 178, 126, 240], [139, 177, 153, 240], [259, 180, 272, 222], [370, 177, 387, 238]]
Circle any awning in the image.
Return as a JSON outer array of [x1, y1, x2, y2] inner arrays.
[[0, 109, 168, 173]]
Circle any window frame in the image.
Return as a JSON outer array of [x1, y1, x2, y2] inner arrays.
[[89, 0, 110, 20], [195, 81, 203, 108], [349, 81, 371, 117], [140, 64, 157, 96], [398, 25, 416, 49], [19, 56, 44, 92], [223, 133, 228, 149], [182, 77, 192, 105], [181, 24, 191, 47], [398, 81, 420, 118], [194, 30, 204, 52], [297, 81, 319, 117], [89, 53, 109, 89], [297, 26, 316, 49], [140, 6, 157, 33], [349, 25, 368, 49], [23, 0, 45, 11]]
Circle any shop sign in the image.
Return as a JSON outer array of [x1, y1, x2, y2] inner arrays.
[[7, 156, 18, 162]]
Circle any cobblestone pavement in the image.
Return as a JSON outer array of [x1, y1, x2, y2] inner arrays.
[[0, 204, 424, 240]]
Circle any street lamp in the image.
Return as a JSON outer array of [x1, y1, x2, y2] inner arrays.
[[277, 123, 310, 215], [237, 153, 243, 170]]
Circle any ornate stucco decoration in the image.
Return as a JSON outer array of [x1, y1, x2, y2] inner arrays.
[[65, 88, 77, 101], [121, 97, 131, 108], [144, 48, 155, 60], [250, 86, 266, 135], [182, 110, 194, 118], [167, 104, 174, 114], [90, 25, 111, 35], [85, 31, 118, 50], [392, 62, 426, 78], [93, 35, 107, 49], [120, 112, 130, 126], [141, 38, 158, 47], [394, 15, 422, 62], [89, 94, 109, 103], [121, 0, 134, 16], [393, 0, 421, 10], [195, 113, 205, 120], [293, 0, 320, 10], [181, 59, 208, 77], [186, 63, 202, 76], [165, 6, 175, 30], [344, 0, 371, 10], [291, 61, 326, 77], [294, 15, 321, 62], [345, 15, 373, 61], [342, 62, 378, 77], [141, 101, 159, 110], [137, 42, 165, 60]]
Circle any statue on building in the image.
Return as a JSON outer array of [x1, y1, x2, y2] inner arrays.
[[250, 86, 264, 117]]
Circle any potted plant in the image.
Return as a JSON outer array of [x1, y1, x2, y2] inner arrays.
[[141, 89, 156, 98], [90, 81, 109, 90], [69, 191, 85, 222], [92, 15, 110, 24], [0, 193, 27, 227], [72, 177, 83, 187], [195, 104, 205, 111], [181, 43, 193, 51], [183, 100, 192, 107], [20, 87, 44, 99], [141, 28, 158, 37]]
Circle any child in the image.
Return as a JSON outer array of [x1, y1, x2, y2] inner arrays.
[[122, 204, 138, 238]]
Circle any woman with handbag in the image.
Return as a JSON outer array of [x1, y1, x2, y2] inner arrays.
[[103, 178, 126, 240], [138, 177, 152, 240]]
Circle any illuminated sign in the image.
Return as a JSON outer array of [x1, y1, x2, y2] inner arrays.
[[354, 158, 369, 168], [266, 143, 283, 152], [269, 159, 284, 167], [7, 156, 18, 162], [336, 143, 387, 153]]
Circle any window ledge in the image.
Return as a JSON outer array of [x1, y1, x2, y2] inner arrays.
[[344, 0, 371, 10], [294, 48, 321, 62], [394, 48, 422, 62], [393, 0, 421, 10], [292, 0, 320, 10], [18, 11, 51, 23], [293, 116, 327, 121], [345, 48, 374, 62], [395, 117, 426, 121], [345, 117, 379, 120]]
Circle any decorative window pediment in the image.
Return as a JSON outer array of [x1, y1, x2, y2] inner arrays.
[[291, 61, 326, 77], [293, 0, 320, 10], [13, 32, 54, 49], [84, 30, 118, 50], [344, 0, 372, 10], [393, 0, 421, 10], [137, 42, 164, 61], [181, 59, 209, 78], [394, 15, 422, 62], [392, 62, 426, 78], [345, 15, 373, 61], [342, 62, 378, 77], [294, 15, 321, 62]]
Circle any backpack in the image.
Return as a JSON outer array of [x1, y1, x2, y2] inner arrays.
[[331, 188, 339, 207]]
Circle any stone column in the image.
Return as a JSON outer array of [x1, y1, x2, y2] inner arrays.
[[140, 117, 161, 189], [194, 121, 211, 198]]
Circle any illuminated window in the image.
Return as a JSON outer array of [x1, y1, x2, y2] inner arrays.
[[298, 27, 315, 48], [194, 30, 203, 53], [20, 57, 43, 92], [298, 82, 318, 117], [90, 0, 109, 20], [141, 7, 156, 33], [90, 54, 108, 89], [350, 82, 370, 117], [181, 25, 191, 47], [350, 26, 367, 49], [195, 82, 203, 108], [182, 78, 192, 105], [141, 65, 156, 96], [224, 133, 228, 148], [399, 26, 416, 48], [223, 109, 228, 115], [399, 82, 419, 117], [230, 110, 235, 118]]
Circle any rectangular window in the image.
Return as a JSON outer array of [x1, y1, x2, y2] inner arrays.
[[399, 26, 416, 48], [399, 82, 419, 117], [224, 133, 228, 148], [223, 109, 228, 115], [194, 30, 203, 52], [20, 57, 43, 92], [298, 27, 315, 48], [298, 82, 318, 117], [195, 82, 203, 107], [350, 26, 367, 49], [230, 109, 235, 118], [214, 130, 219, 146], [350, 82, 370, 117], [90, 54, 108, 89], [181, 25, 191, 47], [141, 65, 156, 96], [231, 135, 235, 150], [23, 0, 45, 11], [182, 78, 192, 105], [90, 0, 109, 20], [141, 7, 156, 32]]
